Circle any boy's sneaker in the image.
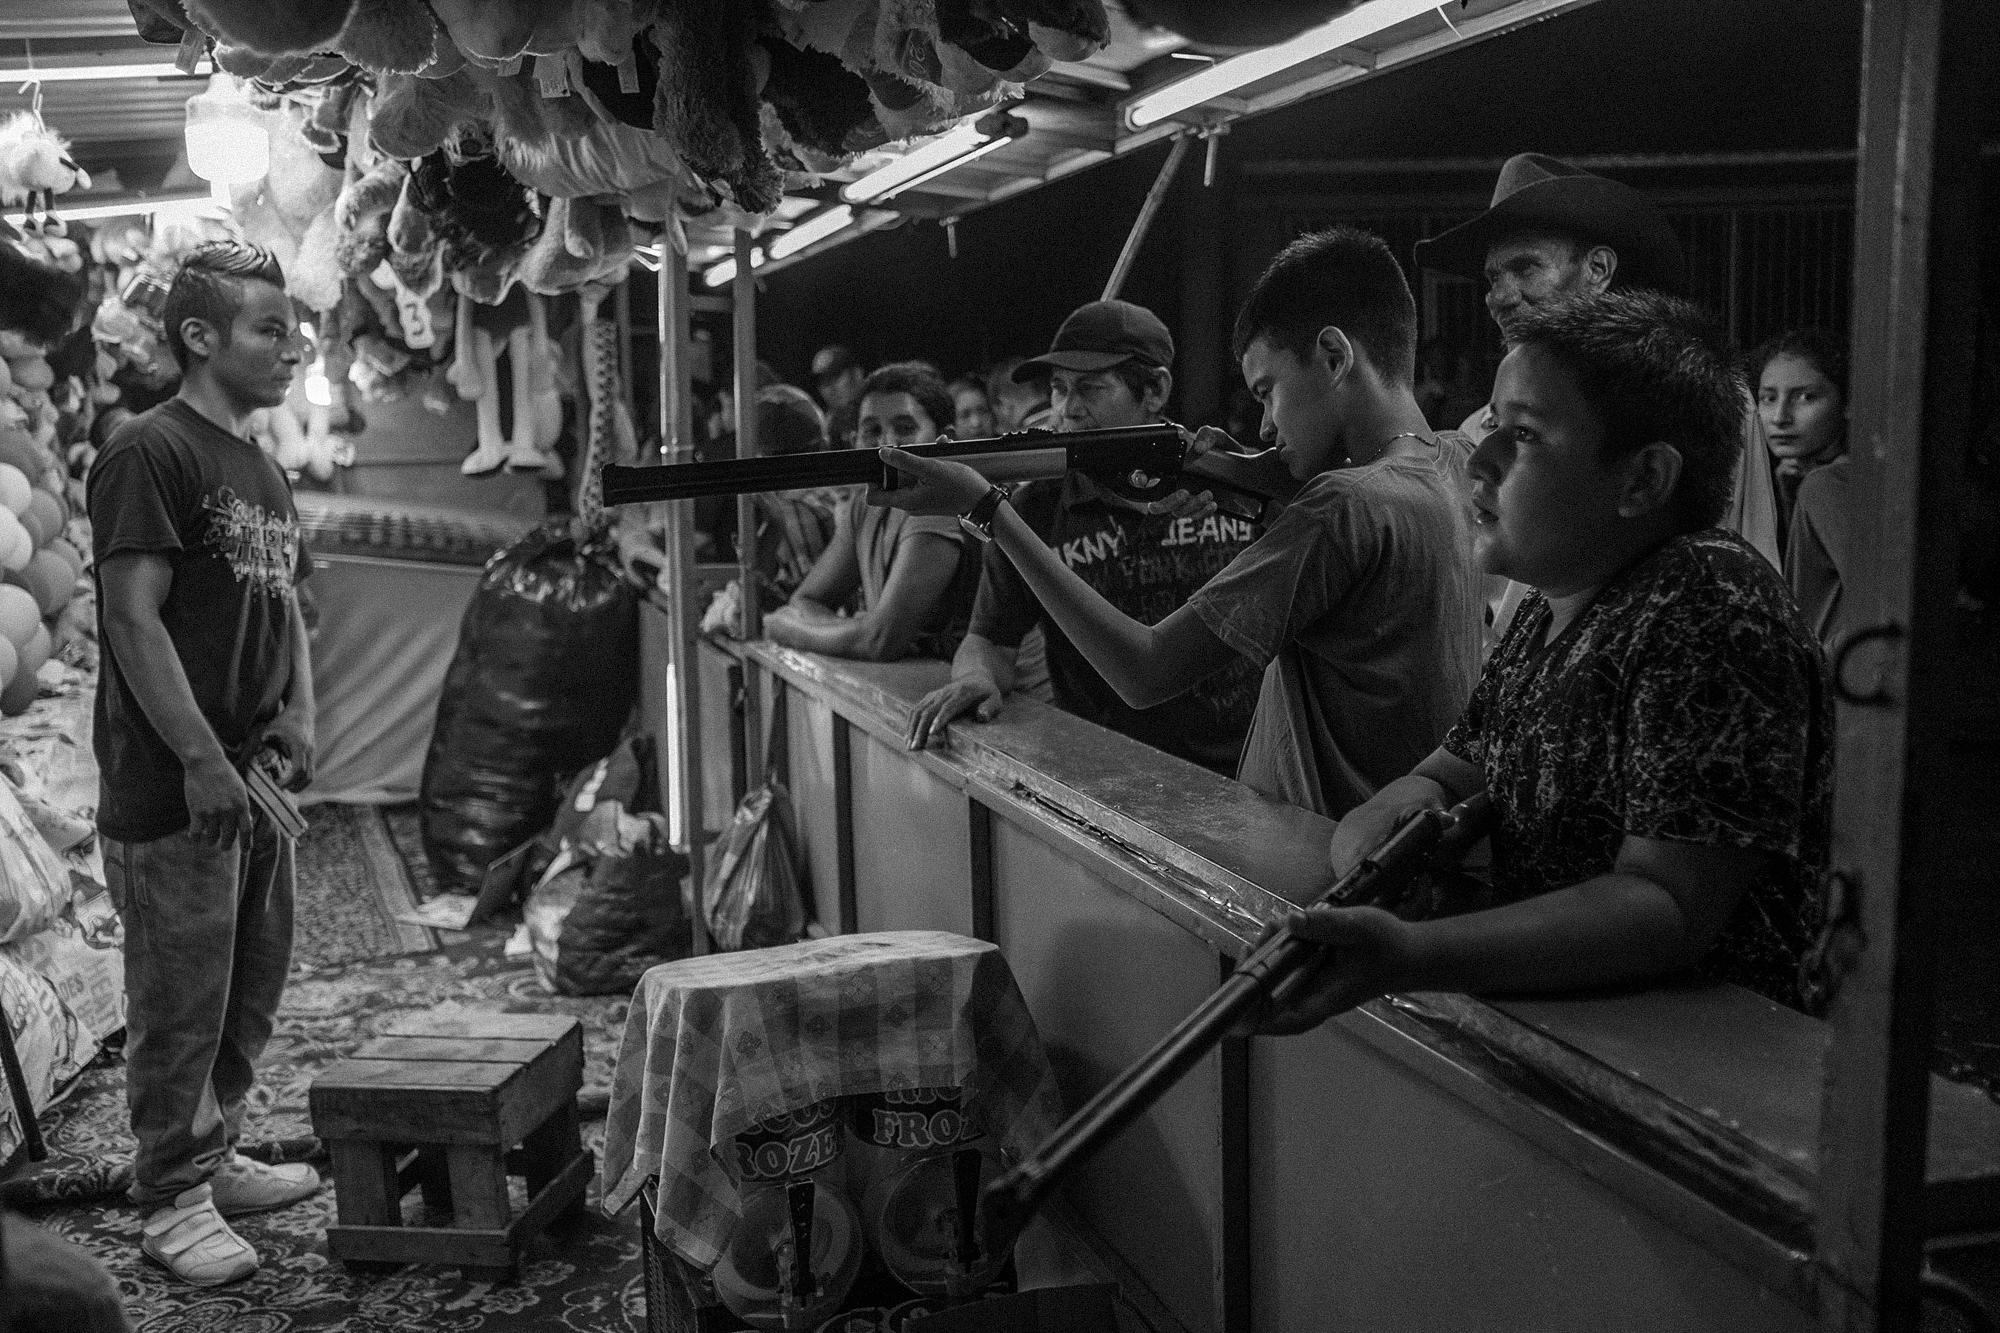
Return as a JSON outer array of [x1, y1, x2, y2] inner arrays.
[[209, 1155, 322, 1216], [141, 1184, 258, 1286]]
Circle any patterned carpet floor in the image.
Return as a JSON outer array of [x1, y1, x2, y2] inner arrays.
[[9, 807, 646, 1333], [290, 804, 436, 973]]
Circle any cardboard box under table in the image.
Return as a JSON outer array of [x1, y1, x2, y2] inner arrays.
[[600, 931, 1066, 1331], [309, 1012, 592, 1274]]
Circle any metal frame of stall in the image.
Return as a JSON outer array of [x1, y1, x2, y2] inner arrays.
[[1814, 0, 1994, 1328], [634, 0, 1997, 1323]]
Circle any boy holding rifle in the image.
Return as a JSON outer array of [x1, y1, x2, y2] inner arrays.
[[872, 227, 1482, 818], [1264, 290, 1831, 1023]]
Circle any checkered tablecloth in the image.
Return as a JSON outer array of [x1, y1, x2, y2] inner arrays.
[[600, 931, 1064, 1270]]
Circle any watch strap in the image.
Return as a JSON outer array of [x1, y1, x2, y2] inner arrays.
[[959, 485, 1008, 541]]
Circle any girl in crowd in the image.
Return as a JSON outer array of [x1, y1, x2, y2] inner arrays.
[[1752, 328, 1848, 541], [1751, 328, 1850, 653]]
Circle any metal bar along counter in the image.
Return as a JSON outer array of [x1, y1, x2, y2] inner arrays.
[[634, 607, 2000, 1333]]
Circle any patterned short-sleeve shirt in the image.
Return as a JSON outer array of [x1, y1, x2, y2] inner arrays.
[[1442, 529, 1833, 1011]]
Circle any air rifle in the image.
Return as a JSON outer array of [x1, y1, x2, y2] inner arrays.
[[600, 424, 1296, 521], [978, 793, 1494, 1257]]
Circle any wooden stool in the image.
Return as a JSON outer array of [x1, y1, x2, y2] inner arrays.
[[309, 1012, 592, 1277]]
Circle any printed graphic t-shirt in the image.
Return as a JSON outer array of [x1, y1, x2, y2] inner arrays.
[[1187, 434, 1483, 817], [970, 474, 1262, 775], [89, 398, 309, 842], [1441, 529, 1833, 1012]]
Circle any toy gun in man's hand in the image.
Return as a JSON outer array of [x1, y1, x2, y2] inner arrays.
[[600, 424, 1297, 522], [977, 793, 1494, 1259]]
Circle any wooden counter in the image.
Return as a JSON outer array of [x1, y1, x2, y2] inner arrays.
[[639, 605, 2000, 1333]]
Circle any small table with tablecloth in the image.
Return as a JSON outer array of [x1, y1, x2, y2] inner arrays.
[[600, 931, 1063, 1278]]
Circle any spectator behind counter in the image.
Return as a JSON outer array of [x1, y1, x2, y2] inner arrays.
[[761, 363, 981, 662], [1752, 329, 1852, 656], [812, 343, 867, 448], [699, 387, 848, 635]]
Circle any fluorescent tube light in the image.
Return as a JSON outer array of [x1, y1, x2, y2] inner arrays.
[[0, 61, 207, 83], [840, 114, 1025, 205], [702, 250, 766, 288], [767, 205, 854, 261], [3, 192, 217, 225], [1127, 0, 1442, 127]]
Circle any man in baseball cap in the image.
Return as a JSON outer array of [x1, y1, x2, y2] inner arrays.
[[1416, 153, 1780, 641], [1013, 299, 1176, 382], [904, 298, 1263, 777]]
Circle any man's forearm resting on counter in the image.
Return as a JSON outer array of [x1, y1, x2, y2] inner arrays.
[[766, 531, 964, 662]]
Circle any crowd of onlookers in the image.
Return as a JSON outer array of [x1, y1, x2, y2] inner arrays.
[[691, 310, 1858, 684], [672, 151, 1930, 1022]]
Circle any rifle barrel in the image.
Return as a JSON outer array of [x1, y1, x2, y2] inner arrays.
[[601, 425, 1188, 507], [981, 792, 1493, 1252]]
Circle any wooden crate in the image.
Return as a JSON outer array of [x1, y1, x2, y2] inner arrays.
[[310, 1012, 591, 1277]]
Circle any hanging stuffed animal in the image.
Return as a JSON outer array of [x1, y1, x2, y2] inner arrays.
[[0, 111, 92, 221], [649, 0, 784, 213], [574, 282, 638, 525], [334, 0, 444, 74], [183, 0, 362, 57], [0, 241, 86, 350], [451, 288, 561, 478]]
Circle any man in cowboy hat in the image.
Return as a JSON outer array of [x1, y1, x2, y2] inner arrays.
[[1414, 154, 1780, 633]]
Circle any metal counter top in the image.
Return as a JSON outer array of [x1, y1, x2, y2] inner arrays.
[[718, 637, 2000, 1301]]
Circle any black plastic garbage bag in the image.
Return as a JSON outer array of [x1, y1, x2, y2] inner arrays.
[[420, 521, 639, 894], [525, 811, 692, 996]]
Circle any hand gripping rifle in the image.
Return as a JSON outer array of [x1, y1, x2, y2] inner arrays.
[[979, 792, 1494, 1256], [600, 424, 1296, 522]]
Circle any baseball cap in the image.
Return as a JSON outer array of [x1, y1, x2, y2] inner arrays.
[[1014, 300, 1174, 381]]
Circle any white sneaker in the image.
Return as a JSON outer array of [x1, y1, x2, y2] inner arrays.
[[209, 1155, 323, 1216], [142, 1185, 258, 1286]]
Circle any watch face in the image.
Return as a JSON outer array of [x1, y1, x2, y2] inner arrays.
[[959, 515, 994, 543]]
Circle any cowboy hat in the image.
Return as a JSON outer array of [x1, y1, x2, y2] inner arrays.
[[1412, 153, 1687, 296]]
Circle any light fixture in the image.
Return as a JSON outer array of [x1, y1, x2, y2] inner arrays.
[[0, 60, 208, 84], [1127, 0, 1442, 127], [767, 204, 855, 261], [839, 111, 1027, 205], [183, 74, 270, 185], [702, 250, 766, 288], [2, 191, 216, 225]]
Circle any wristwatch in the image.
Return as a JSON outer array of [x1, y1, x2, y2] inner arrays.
[[959, 485, 1009, 542]]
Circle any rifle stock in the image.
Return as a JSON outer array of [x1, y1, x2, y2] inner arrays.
[[980, 792, 1494, 1255], [601, 424, 1291, 520]]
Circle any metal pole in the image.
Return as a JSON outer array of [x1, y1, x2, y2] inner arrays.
[[1813, 0, 1990, 1326], [1102, 134, 1194, 303], [731, 228, 766, 789], [658, 242, 709, 955]]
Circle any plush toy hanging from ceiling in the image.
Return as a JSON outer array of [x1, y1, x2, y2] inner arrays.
[[447, 286, 562, 478], [161, 0, 1112, 218], [0, 108, 92, 276]]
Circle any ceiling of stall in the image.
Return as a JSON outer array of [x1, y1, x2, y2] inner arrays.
[[0, 0, 1611, 263]]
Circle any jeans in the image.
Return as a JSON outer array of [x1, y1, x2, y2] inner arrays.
[[102, 810, 294, 1209]]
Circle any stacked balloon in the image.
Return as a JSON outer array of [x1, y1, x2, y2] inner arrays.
[[0, 330, 87, 716]]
